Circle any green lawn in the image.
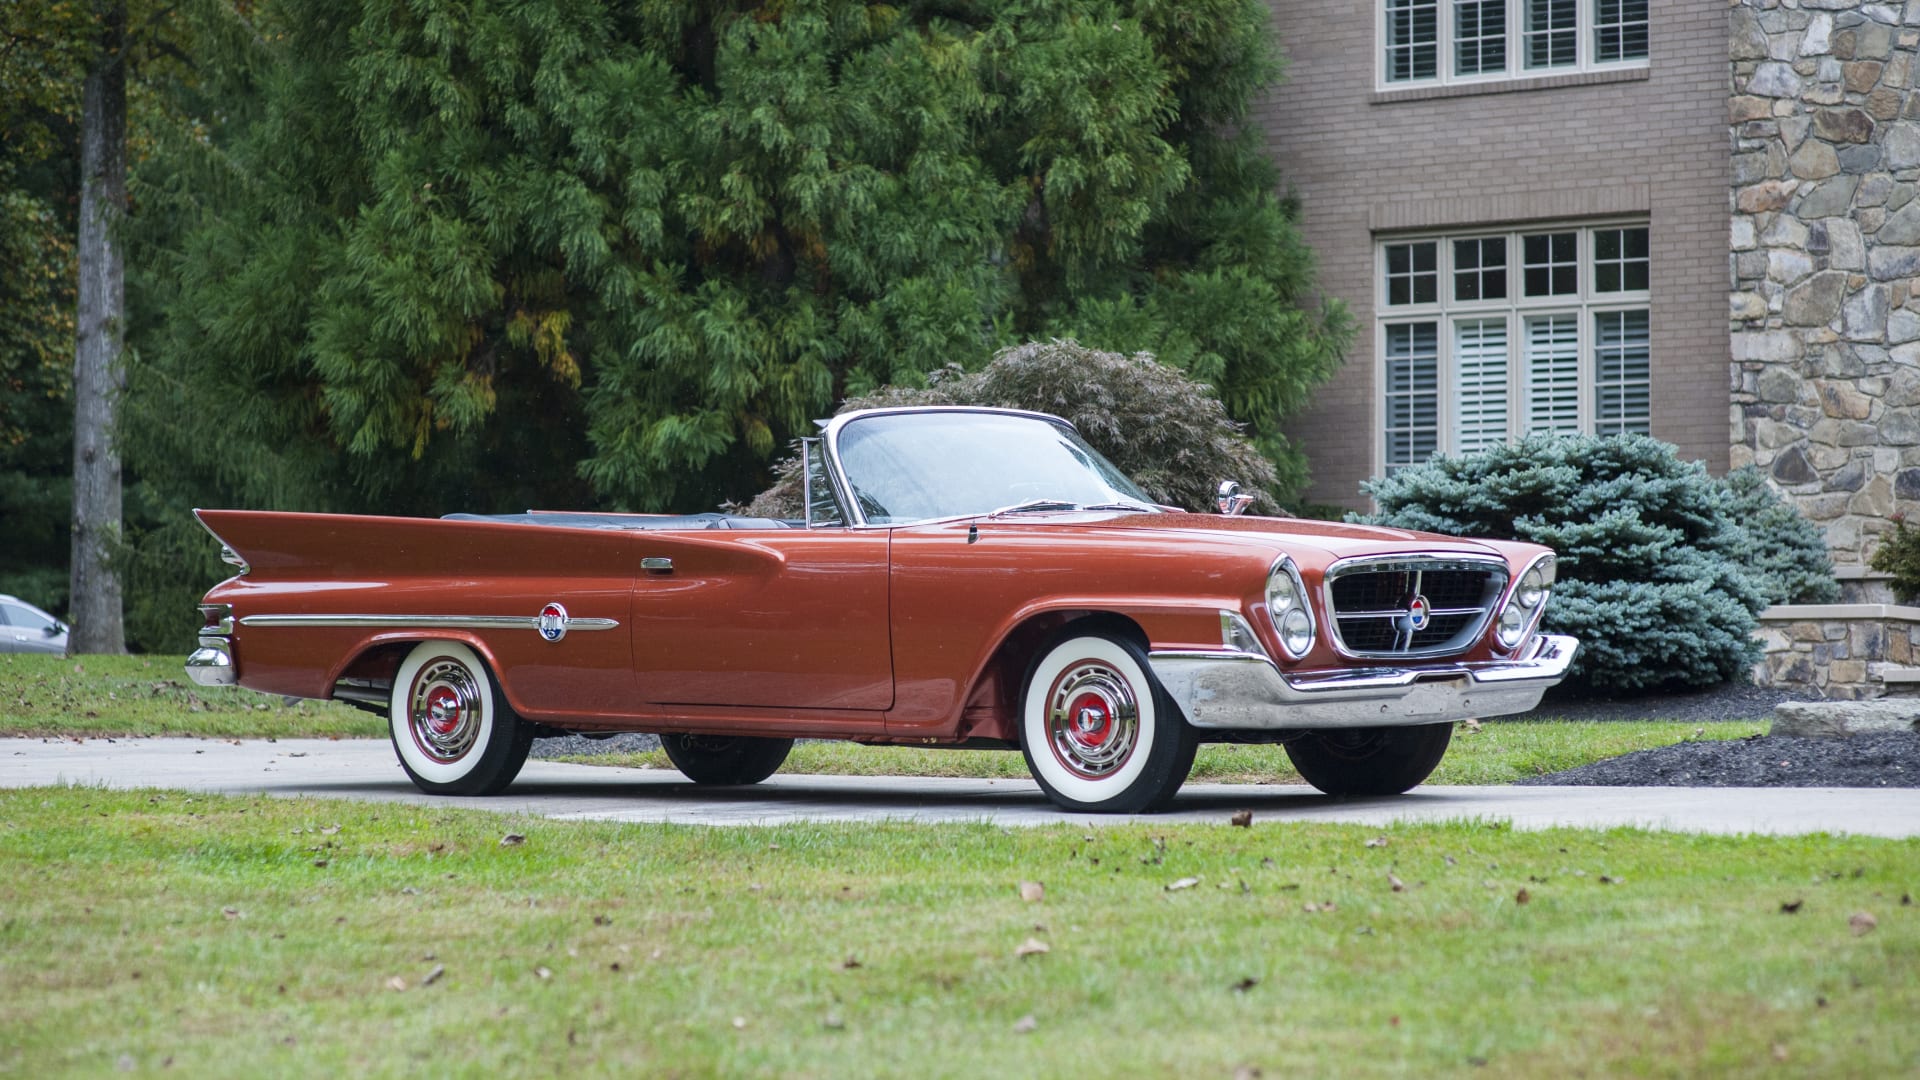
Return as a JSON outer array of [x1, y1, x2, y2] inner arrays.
[[0, 788, 1913, 1077], [0, 653, 378, 738], [566, 720, 1767, 786]]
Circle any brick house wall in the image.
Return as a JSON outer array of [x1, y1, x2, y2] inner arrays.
[[1258, 0, 1729, 511]]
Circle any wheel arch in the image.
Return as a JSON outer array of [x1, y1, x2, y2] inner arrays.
[[328, 633, 525, 716], [957, 609, 1152, 745]]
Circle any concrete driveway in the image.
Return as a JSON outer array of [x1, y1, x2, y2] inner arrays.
[[4, 737, 1918, 836]]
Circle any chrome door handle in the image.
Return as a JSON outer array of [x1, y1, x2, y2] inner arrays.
[[641, 557, 673, 573]]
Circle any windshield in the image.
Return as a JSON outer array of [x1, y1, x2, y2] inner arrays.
[[833, 411, 1156, 524]]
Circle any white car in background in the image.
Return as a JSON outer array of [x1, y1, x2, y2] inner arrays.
[[0, 595, 69, 655]]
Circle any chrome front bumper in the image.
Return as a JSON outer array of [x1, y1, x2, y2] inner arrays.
[[185, 638, 236, 687], [1149, 634, 1578, 731]]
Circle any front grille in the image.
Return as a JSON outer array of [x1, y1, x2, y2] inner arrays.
[[1325, 557, 1507, 658]]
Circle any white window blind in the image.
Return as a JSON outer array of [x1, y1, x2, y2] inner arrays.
[[1523, 314, 1580, 434], [1385, 322, 1440, 469], [1453, 318, 1510, 453], [1593, 310, 1651, 434]]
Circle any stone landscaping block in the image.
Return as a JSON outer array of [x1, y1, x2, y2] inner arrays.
[[1772, 699, 1920, 737]]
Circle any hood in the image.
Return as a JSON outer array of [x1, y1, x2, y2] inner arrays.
[[988, 510, 1504, 563]]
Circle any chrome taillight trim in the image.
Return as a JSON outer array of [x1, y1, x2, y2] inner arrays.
[[1320, 552, 1509, 661]]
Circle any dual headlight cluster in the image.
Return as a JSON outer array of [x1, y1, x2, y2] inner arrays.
[[1264, 557, 1315, 659], [1495, 556, 1556, 649]]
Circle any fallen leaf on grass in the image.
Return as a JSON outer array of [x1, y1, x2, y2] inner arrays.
[[823, 1013, 845, 1030], [1599, 875, 1622, 885], [500, 833, 526, 847], [386, 976, 408, 992], [320, 825, 340, 836], [1230, 810, 1252, 828], [221, 907, 239, 919], [1017, 881, 1044, 903], [421, 964, 445, 987], [1233, 1067, 1262, 1080], [841, 956, 862, 970], [1365, 836, 1389, 849], [1302, 901, 1337, 913], [535, 966, 553, 980], [1165, 877, 1200, 892], [731, 1016, 747, 1030], [1780, 899, 1804, 914], [313, 859, 329, 868], [1014, 937, 1050, 958], [593, 914, 612, 926], [1461, 718, 1482, 734], [1388, 872, 1407, 893], [1012, 1015, 1038, 1034], [1849, 911, 1878, 936], [1515, 888, 1531, 905], [1231, 977, 1259, 992]]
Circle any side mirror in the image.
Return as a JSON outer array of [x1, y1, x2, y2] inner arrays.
[[1216, 480, 1254, 516], [45, 622, 65, 637]]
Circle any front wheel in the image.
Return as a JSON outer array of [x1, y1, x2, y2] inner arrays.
[[1019, 631, 1196, 813], [660, 734, 793, 785], [1283, 723, 1453, 796], [388, 641, 532, 795]]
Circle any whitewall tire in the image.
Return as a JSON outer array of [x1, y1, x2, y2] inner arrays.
[[1019, 631, 1196, 813], [388, 641, 532, 795]]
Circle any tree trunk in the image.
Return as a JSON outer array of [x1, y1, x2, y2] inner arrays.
[[68, 0, 129, 655]]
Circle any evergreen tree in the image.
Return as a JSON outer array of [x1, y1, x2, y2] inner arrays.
[[141, 0, 1346, 521]]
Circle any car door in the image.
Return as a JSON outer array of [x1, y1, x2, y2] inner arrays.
[[629, 527, 893, 711], [0, 603, 64, 655]]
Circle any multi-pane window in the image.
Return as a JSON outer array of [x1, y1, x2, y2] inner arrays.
[[1386, 0, 1440, 82], [1377, 223, 1652, 472], [1454, 1, 1507, 75], [1381, 0, 1645, 87], [1594, 0, 1649, 63], [1523, 0, 1577, 69]]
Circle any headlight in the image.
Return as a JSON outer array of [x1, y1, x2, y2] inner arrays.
[[1496, 601, 1527, 648], [1265, 557, 1314, 660], [1517, 556, 1555, 609]]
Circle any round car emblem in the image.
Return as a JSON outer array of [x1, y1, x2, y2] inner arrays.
[[1407, 594, 1431, 632], [537, 602, 570, 643]]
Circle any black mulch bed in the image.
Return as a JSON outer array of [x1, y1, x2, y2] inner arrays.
[[1511, 681, 1817, 724], [1517, 731, 1920, 788]]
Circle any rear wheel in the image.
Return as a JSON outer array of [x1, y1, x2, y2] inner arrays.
[[1283, 723, 1453, 796], [661, 734, 793, 785], [388, 641, 532, 795], [1019, 630, 1196, 813]]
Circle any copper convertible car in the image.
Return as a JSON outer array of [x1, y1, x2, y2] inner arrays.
[[187, 407, 1576, 812]]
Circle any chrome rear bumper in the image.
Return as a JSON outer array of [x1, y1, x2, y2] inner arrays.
[[1149, 633, 1578, 731], [185, 639, 236, 687]]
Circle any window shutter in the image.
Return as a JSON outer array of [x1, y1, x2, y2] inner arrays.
[[1453, 318, 1509, 453], [1594, 310, 1651, 434], [1384, 322, 1440, 469], [1523, 314, 1580, 434]]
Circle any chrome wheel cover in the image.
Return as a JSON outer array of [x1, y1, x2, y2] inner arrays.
[[1045, 660, 1141, 780], [407, 657, 485, 763]]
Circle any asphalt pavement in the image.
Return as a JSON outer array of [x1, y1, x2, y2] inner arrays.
[[4, 737, 1919, 836]]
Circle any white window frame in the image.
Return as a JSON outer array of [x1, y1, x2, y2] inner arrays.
[[1373, 220, 1651, 476], [1375, 0, 1649, 91]]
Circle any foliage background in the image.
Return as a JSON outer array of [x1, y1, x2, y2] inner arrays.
[[3, 0, 1350, 651]]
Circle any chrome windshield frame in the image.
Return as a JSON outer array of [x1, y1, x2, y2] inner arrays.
[[820, 406, 1123, 529]]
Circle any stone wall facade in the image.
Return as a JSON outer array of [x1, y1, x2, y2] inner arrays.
[[1756, 604, 1920, 697], [1729, 1, 1920, 566]]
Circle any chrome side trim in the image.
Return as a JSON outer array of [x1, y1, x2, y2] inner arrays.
[[239, 614, 620, 631], [1149, 633, 1578, 730], [185, 639, 236, 687]]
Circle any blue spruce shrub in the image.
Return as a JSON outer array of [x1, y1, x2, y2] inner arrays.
[[1356, 434, 1771, 695], [1719, 466, 1840, 605]]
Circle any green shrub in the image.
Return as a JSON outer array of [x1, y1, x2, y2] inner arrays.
[[1356, 434, 1773, 695], [745, 339, 1280, 517], [1719, 466, 1839, 605], [1870, 513, 1920, 603]]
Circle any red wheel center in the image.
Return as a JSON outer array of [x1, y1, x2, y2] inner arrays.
[[1066, 692, 1111, 747], [425, 687, 462, 734]]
